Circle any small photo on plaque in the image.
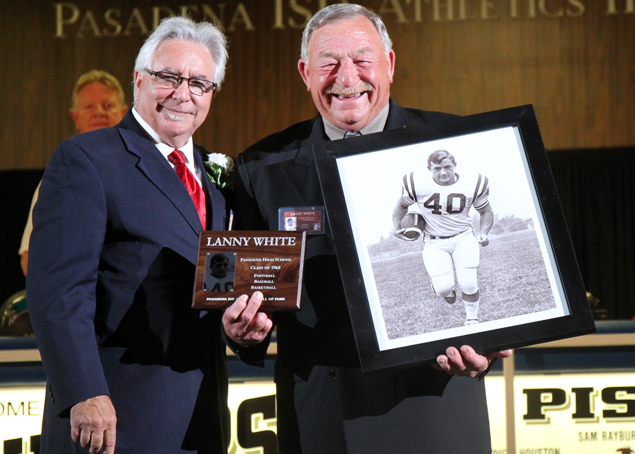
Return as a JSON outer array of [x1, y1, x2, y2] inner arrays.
[[203, 252, 236, 293], [193, 231, 306, 311]]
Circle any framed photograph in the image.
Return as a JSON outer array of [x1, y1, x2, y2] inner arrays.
[[313, 105, 595, 373]]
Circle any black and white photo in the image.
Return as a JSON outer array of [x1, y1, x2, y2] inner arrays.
[[204, 252, 236, 293], [314, 106, 595, 372]]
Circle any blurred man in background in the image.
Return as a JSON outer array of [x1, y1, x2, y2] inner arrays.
[[18, 70, 128, 275]]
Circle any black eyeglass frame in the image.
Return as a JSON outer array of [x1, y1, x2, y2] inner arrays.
[[145, 69, 218, 95]]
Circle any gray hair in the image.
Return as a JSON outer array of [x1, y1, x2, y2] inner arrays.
[[71, 70, 126, 109], [300, 4, 392, 63], [134, 16, 228, 90]]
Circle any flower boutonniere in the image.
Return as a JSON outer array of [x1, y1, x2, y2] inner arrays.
[[203, 152, 235, 189]]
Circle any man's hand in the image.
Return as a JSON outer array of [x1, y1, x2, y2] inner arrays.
[[434, 346, 512, 378], [70, 395, 116, 454], [476, 234, 489, 247], [223, 291, 273, 347], [393, 228, 416, 242]]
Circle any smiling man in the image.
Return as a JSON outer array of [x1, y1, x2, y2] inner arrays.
[[233, 4, 509, 454], [27, 16, 270, 454], [297, 12, 394, 133]]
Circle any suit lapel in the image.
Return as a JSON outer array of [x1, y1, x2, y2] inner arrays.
[[116, 112, 204, 234], [384, 98, 409, 131], [194, 146, 227, 231], [277, 117, 328, 204]]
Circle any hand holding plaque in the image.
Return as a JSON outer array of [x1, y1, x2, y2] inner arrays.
[[222, 291, 274, 347], [193, 231, 306, 311]]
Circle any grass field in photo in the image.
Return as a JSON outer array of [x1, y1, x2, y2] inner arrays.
[[369, 229, 557, 340]]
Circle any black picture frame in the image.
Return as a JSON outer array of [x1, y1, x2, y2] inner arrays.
[[313, 105, 595, 373]]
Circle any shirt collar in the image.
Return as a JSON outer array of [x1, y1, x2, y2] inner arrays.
[[323, 101, 390, 141], [132, 107, 195, 164]]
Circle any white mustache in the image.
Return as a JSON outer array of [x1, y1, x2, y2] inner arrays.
[[326, 83, 373, 97]]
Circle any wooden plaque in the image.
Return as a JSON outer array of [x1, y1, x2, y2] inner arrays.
[[192, 231, 306, 311]]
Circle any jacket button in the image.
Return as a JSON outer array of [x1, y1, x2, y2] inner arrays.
[[329, 369, 337, 379]]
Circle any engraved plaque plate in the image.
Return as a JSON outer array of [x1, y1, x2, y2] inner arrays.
[[193, 231, 306, 311]]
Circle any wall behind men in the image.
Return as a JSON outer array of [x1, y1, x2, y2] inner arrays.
[[0, 0, 634, 170]]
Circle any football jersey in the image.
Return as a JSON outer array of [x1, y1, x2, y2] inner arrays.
[[401, 170, 490, 237], [204, 275, 235, 292]]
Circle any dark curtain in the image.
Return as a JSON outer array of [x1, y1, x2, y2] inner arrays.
[[547, 147, 635, 320], [0, 170, 43, 305], [1, 148, 634, 319]]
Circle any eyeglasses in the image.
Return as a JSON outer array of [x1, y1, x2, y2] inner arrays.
[[145, 69, 217, 96]]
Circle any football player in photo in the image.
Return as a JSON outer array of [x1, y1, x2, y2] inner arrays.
[[392, 150, 494, 325], [204, 253, 236, 293]]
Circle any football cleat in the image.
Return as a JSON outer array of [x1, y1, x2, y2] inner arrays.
[[464, 319, 479, 326], [444, 290, 456, 304]]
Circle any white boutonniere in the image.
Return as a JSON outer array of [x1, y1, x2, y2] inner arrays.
[[203, 152, 235, 189]]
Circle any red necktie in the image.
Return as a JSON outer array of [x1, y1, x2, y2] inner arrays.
[[168, 149, 207, 229]]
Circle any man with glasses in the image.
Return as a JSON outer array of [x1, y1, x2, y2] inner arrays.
[[27, 17, 270, 454]]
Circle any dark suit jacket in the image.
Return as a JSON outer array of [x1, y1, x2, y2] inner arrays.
[[27, 111, 229, 454], [235, 100, 493, 454]]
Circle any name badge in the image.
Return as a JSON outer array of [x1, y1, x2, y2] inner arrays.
[[278, 206, 324, 234]]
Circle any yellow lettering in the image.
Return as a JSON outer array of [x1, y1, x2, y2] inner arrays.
[[606, 0, 635, 13], [566, 0, 585, 17], [481, 0, 499, 19], [273, 0, 284, 29], [152, 6, 175, 29], [8, 402, 25, 416], [457, 0, 477, 19], [28, 401, 39, 416], [427, 0, 455, 21], [77, 10, 102, 38], [103, 9, 122, 37], [405, 0, 424, 21], [379, 0, 410, 23], [606, 0, 619, 14], [124, 7, 149, 36], [538, 0, 564, 17], [228, 3, 255, 31], [53, 2, 80, 38], [288, 0, 312, 29], [179, 5, 200, 19], [509, 0, 537, 18], [202, 4, 226, 27]]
